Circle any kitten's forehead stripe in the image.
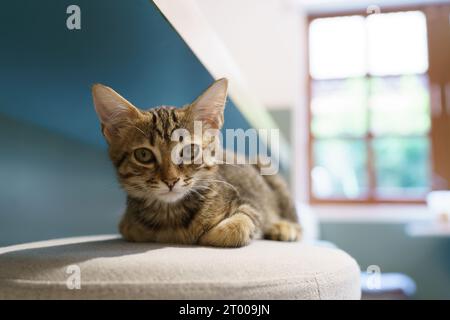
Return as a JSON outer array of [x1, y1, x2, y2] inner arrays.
[[148, 106, 180, 144], [171, 111, 178, 123]]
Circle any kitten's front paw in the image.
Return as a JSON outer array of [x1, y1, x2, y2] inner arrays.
[[198, 213, 255, 248], [264, 220, 302, 242], [119, 217, 152, 242]]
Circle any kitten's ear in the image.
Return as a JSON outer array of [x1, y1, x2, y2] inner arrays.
[[188, 78, 228, 129], [92, 84, 141, 143]]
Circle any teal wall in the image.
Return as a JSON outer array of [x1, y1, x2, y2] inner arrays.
[[0, 115, 123, 246], [0, 0, 251, 246], [0, 0, 250, 147], [269, 109, 292, 145], [321, 222, 450, 299], [269, 109, 293, 184]]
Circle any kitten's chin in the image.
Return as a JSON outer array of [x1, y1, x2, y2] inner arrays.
[[154, 191, 187, 203]]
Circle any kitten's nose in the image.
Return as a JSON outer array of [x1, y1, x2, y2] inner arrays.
[[162, 178, 180, 191]]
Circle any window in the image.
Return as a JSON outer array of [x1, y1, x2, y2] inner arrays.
[[307, 6, 450, 204]]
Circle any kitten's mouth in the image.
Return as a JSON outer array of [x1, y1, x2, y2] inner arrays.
[[155, 189, 187, 203]]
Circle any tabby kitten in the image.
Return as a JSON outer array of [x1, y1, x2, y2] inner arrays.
[[92, 78, 301, 247]]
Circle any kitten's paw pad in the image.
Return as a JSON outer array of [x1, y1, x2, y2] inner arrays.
[[264, 221, 302, 242]]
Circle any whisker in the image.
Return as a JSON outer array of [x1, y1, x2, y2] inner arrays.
[[188, 189, 206, 199], [127, 122, 147, 137], [194, 185, 215, 193], [218, 163, 248, 169], [195, 179, 239, 194], [136, 127, 146, 136]]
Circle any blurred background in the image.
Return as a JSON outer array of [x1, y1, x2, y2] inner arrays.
[[1, 0, 450, 299]]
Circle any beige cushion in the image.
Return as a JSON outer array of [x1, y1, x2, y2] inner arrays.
[[0, 235, 361, 299]]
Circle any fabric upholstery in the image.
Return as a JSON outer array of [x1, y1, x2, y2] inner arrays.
[[0, 235, 361, 299]]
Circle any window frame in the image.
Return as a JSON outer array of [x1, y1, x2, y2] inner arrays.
[[306, 4, 449, 205]]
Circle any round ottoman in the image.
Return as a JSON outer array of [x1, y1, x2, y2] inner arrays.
[[0, 235, 361, 299]]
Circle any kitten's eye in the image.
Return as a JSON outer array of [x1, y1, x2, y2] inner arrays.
[[134, 148, 155, 164], [180, 144, 201, 163]]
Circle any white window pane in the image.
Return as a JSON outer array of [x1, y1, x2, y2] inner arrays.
[[370, 75, 430, 135], [311, 78, 367, 137], [309, 16, 366, 79], [367, 11, 428, 76], [312, 140, 368, 199]]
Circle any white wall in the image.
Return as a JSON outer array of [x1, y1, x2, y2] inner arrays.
[[195, 0, 306, 110]]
